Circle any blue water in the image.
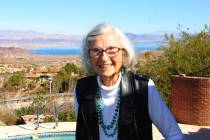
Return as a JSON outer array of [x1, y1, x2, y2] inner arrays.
[[7, 132, 75, 140], [29, 47, 80, 55], [29, 42, 160, 55], [134, 42, 160, 51], [40, 135, 74, 140]]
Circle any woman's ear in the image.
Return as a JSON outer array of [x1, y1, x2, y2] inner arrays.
[[122, 49, 128, 66], [122, 49, 128, 57]]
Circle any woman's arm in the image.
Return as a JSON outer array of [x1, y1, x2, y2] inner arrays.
[[148, 79, 184, 140], [73, 87, 79, 118]]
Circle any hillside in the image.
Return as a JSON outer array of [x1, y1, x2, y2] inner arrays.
[[0, 46, 80, 67], [0, 47, 31, 54]]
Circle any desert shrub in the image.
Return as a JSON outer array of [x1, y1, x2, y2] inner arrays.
[[43, 115, 54, 122], [58, 109, 76, 122], [43, 108, 76, 122], [136, 25, 210, 105], [14, 106, 35, 116], [14, 106, 47, 117], [0, 108, 17, 125], [31, 86, 47, 111], [4, 71, 26, 91], [53, 63, 84, 93]]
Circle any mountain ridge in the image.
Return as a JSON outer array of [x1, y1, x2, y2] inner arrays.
[[0, 29, 179, 48]]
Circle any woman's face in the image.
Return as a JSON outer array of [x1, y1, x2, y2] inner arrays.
[[88, 32, 124, 79]]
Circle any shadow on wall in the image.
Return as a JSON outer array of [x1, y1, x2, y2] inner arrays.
[[183, 128, 210, 140]]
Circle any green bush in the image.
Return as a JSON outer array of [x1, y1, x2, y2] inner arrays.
[[44, 115, 54, 122], [15, 106, 76, 123], [43, 109, 76, 122], [136, 25, 210, 105], [58, 109, 76, 122], [15, 106, 47, 118], [4, 71, 26, 91], [32, 86, 47, 111], [53, 63, 84, 93], [69, 109, 76, 121], [14, 106, 35, 117]]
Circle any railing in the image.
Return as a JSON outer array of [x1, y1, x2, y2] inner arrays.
[[34, 104, 59, 130], [0, 93, 71, 130]]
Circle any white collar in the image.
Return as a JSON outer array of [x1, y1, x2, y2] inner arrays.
[[97, 73, 122, 91]]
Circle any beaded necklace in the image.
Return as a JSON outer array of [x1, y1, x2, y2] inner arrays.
[[95, 88, 120, 137]]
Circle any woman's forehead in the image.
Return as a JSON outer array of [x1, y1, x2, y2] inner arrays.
[[88, 32, 121, 47]]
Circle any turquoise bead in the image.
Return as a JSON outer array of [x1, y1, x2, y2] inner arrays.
[[95, 87, 120, 138]]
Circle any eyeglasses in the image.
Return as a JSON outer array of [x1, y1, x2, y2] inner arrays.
[[89, 47, 122, 58]]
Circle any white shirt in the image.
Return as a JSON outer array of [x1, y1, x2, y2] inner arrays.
[[74, 74, 184, 140]]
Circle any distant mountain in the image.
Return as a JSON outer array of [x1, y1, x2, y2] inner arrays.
[[0, 30, 83, 48], [149, 31, 181, 39], [0, 29, 180, 48], [126, 33, 165, 42], [0, 46, 31, 54], [0, 29, 82, 40], [126, 31, 180, 43]]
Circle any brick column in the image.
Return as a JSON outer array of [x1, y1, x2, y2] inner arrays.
[[171, 76, 210, 126]]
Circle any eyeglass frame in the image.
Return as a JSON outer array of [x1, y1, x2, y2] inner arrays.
[[88, 47, 123, 58]]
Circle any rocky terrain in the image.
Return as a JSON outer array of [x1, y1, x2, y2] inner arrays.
[[0, 47, 162, 67], [0, 47, 81, 67]]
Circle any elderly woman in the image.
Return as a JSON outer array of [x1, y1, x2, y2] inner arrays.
[[74, 23, 183, 140]]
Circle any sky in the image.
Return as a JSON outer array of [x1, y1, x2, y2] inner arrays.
[[0, 0, 210, 35]]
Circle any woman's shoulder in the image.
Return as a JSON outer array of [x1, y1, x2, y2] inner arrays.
[[78, 74, 96, 81], [76, 74, 98, 97], [128, 71, 150, 82], [77, 74, 97, 86]]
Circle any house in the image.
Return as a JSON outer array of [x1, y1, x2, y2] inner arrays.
[[25, 66, 60, 79]]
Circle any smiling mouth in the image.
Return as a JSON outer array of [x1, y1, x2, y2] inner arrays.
[[99, 64, 113, 69]]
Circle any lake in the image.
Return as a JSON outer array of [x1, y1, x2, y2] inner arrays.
[[29, 42, 161, 55]]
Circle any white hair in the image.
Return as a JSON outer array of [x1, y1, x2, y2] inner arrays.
[[81, 23, 135, 73]]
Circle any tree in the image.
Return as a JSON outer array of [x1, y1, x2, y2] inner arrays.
[[32, 86, 47, 113], [5, 71, 26, 91], [53, 63, 84, 93]]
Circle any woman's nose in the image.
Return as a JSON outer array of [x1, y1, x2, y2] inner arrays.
[[101, 51, 110, 61]]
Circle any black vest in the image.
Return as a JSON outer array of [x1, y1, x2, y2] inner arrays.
[[75, 72, 152, 140]]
